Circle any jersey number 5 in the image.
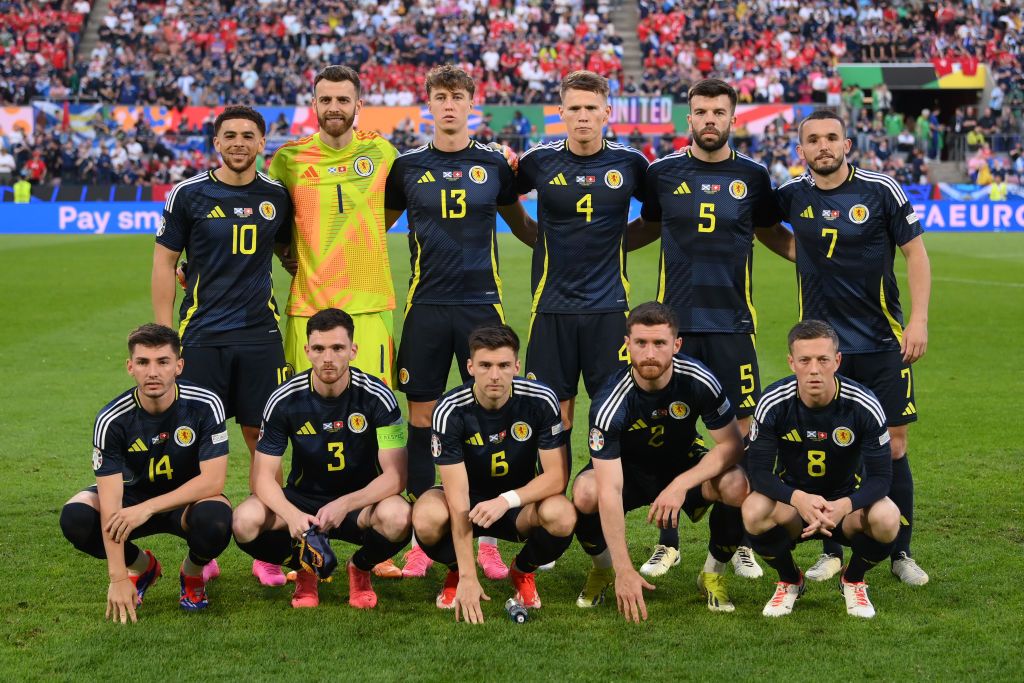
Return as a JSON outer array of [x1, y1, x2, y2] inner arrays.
[[697, 202, 717, 233]]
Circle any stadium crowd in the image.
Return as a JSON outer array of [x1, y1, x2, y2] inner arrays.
[[2, 0, 1024, 188]]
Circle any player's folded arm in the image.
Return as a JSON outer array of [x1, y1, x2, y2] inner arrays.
[[746, 422, 797, 505]]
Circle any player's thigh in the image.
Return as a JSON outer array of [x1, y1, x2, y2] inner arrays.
[[839, 350, 917, 427], [525, 313, 580, 400], [180, 346, 231, 411], [361, 494, 412, 533], [230, 342, 289, 427], [350, 310, 396, 388], [580, 312, 629, 398], [681, 333, 761, 417], [397, 304, 456, 401], [233, 493, 288, 535], [452, 304, 505, 383], [284, 316, 310, 374]]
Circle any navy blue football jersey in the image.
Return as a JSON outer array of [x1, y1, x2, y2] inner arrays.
[[158, 170, 293, 346], [748, 374, 892, 509], [258, 369, 407, 498], [776, 166, 923, 353], [516, 139, 648, 313], [91, 381, 228, 499], [432, 378, 564, 498], [642, 148, 782, 334], [588, 354, 734, 473], [385, 140, 519, 306]]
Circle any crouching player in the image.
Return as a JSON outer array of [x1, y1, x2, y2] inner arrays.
[[572, 302, 747, 622], [232, 308, 411, 609], [60, 324, 232, 621], [412, 325, 575, 623], [743, 320, 899, 618]]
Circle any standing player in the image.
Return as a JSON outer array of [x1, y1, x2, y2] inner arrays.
[[269, 65, 399, 385], [413, 325, 575, 622], [60, 324, 233, 621], [231, 309, 412, 609], [153, 105, 293, 587], [573, 302, 747, 621], [632, 79, 793, 579], [776, 110, 931, 585], [384, 64, 536, 579], [516, 70, 649, 468], [744, 320, 900, 618]]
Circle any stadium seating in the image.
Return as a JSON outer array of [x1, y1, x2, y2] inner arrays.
[[0, 0, 89, 104]]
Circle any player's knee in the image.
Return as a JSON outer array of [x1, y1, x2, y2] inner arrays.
[[867, 498, 900, 543], [715, 467, 750, 507], [187, 500, 233, 555], [60, 501, 100, 551], [741, 493, 774, 534], [537, 495, 576, 537], [412, 493, 449, 545], [231, 497, 264, 542], [571, 473, 598, 514], [374, 498, 412, 542]]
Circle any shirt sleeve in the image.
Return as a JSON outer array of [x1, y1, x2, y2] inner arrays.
[[257, 399, 290, 457], [368, 383, 407, 449], [495, 150, 520, 206], [746, 407, 797, 504], [383, 155, 407, 212], [431, 405, 466, 466], [752, 167, 784, 227], [697, 377, 735, 432], [588, 401, 621, 460], [197, 401, 229, 461], [92, 413, 125, 478], [535, 399, 566, 451], [631, 153, 649, 203], [848, 409, 893, 510], [515, 150, 538, 194], [640, 161, 662, 222], [156, 184, 191, 252], [886, 183, 924, 247], [274, 189, 294, 245]]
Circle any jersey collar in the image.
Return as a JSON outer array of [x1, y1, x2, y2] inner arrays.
[[132, 384, 179, 414]]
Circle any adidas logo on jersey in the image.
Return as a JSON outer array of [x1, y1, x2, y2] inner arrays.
[[549, 173, 567, 186], [628, 419, 648, 431], [739, 395, 757, 409], [417, 171, 436, 184], [465, 433, 484, 446], [800, 206, 814, 219], [302, 166, 319, 181], [781, 429, 802, 442], [128, 438, 148, 453], [902, 402, 917, 416], [296, 421, 317, 435], [673, 181, 691, 195], [206, 206, 226, 219]]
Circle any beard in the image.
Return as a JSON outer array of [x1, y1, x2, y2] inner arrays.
[[221, 150, 256, 174], [634, 360, 669, 381], [693, 125, 730, 153], [318, 112, 353, 138], [808, 153, 845, 176]]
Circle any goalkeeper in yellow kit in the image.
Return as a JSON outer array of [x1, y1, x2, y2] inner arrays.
[[270, 65, 400, 386]]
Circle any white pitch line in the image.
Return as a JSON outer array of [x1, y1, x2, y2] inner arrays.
[[935, 276, 1024, 289]]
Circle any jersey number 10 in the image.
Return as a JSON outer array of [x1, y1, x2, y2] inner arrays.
[[232, 224, 257, 255]]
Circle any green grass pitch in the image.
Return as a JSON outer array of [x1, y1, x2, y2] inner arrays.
[[1, 232, 1022, 680]]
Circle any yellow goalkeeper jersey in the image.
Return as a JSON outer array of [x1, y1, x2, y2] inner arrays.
[[269, 130, 399, 317]]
